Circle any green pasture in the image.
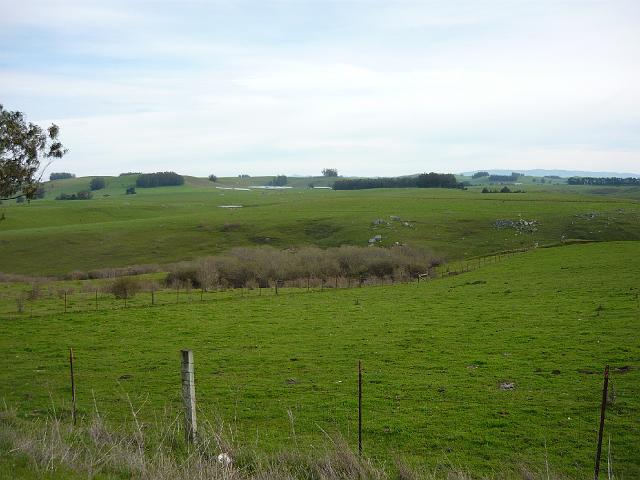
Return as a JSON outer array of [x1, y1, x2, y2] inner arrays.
[[1, 242, 638, 477], [1, 178, 639, 276]]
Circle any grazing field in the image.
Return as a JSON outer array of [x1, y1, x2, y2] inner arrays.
[[1, 241, 638, 478], [1, 177, 639, 275]]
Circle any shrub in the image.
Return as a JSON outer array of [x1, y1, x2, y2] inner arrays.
[[55, 191, 92, 200], [89, 177, 106, 190], [109, 277, 140, 300], [165, 268, 201, 289], [208, 174, 217, 182], [126, 187, 136, 195]]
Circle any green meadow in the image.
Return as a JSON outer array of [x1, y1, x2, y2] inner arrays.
[[1, 176, 639, 275], [1, 241, 639, 478]]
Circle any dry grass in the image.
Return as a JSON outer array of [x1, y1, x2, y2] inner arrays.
[[0, 404, 567, 480]]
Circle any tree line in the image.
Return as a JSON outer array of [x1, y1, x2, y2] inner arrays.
[[567, 176, 640, 186], [135, 171, 184, 188], [332, 172, 459, 190]]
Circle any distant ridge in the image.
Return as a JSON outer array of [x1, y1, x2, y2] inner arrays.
[[461, 169, 640, 178]]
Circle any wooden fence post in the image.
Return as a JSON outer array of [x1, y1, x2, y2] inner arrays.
[[594, 365, 610, 479], [69, 347, 77, 425], [358, 360, 363, 456], [180, 349, 197, 443]]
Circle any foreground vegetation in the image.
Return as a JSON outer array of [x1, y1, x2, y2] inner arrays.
[[1, 242, 638, 478]]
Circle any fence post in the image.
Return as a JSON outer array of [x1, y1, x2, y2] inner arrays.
[[180, 349, 197, 443], [69, 347, 77, 425], [594, 365, 610, 479], [358, 360, 363, 456]]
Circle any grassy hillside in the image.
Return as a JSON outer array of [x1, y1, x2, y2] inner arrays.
[[1, 182, 639, 276], [0, 242, 638, 477]]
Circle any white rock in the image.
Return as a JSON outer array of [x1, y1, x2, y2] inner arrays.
[[217, 452, 233, 466]]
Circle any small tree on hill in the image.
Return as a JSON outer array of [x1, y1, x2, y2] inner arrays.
[[208, 174, 217, 182], [322, 168, 338, 177]]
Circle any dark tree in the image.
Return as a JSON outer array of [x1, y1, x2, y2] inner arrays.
[[1, 104, 67, 200], [50, 172, 75, 180], [322, 168, 338, 177], [333, 172, 459, 190], [136, 172, 184, 188], [268, 175, 288, 186], [89, 177, 106, 190], [208, 174, 217, 182], [472, 171, 490, 179], [126, 187, 136, 195]]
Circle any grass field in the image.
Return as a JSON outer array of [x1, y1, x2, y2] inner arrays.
[[1, 177, 639, 275], [1, 241, 638, 478]]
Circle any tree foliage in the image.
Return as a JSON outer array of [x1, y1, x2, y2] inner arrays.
[[1, 104, 67, 200], [333, 172, 459, 190], [567, 176, 640, 186], [471, 171, 489, 179], [135, 172, 184, 188], [322, 168, 338, 177], [268, 175, 288, 186], [89, 177, 106, 190], [50, 172, 75, 180]]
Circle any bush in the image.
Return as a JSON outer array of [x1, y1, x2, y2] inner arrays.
[[55, 191, 92, 200], [126, 187, 136, 195], [165, 268, 201, 289], [208, 174, 217, 182], [109, 277, 140, 300], [89, 177, 106, 190]]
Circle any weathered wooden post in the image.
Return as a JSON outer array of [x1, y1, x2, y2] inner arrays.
[[594, 365, 610, 479], [69, 347, 77, 425], [180, 349, 197, 443], [358, 360, 363, 456]]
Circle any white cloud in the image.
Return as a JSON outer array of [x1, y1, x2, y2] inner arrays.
[[1, 0, 639, 175]]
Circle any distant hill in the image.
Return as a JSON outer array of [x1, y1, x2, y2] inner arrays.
[[461, 169, 640, 178]]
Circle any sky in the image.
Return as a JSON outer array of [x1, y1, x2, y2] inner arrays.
[[1, 0, 639, 177]]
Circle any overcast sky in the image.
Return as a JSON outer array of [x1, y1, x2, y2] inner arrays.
[[1, 0, 639, 177]]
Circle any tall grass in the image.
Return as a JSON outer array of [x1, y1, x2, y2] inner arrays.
[[0, 404, 565, 480]]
